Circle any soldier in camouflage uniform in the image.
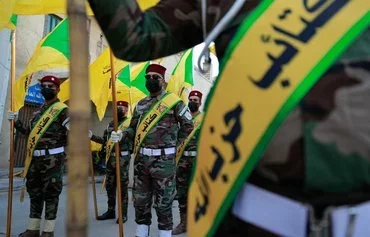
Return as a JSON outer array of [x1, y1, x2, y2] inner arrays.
[[173, 90, 203, 235], [88, 0, 370, 236], [90, 100, 132, 224], [8, 76, 69, 237], [111, 64, 194, 237]]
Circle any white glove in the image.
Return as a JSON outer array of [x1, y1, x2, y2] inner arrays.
[[7, 111, 18, 121], [110, 130, 123, 143], [88, 130, 93, 138]]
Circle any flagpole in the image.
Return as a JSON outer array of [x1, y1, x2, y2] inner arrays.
[[67, 0, 90, 237], [6, 29, 16, 237], [109, 49, 124, 237]]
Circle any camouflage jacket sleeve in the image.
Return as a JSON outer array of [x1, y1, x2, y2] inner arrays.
[[91, 121, 112, 145], [123, 106, 140, 143], [90, 131, 106, 144], [174, 101, 194, 145], [87, 0, 203, 61], [60, 107, 70, 129], [14, 119, 29, 135]]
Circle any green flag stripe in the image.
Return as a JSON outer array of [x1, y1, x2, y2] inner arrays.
[[171, 50, 188, 75], [10, 15, 18, 27], [118, 65, 131, 86], [132, 62, 150, 95], [184, 49, 193, 85], [41, 19, 70, 59]]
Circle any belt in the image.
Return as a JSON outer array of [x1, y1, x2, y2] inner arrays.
[[331, 199, 370, 237], [183, 151, 197, 156], [111, 151, 129, 156], [139, 147, 176, 156], [232, 183, 370, 237], [33, 147, 65, 157], [232, 183, 309, 237]]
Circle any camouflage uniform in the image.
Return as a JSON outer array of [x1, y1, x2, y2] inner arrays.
[[122, 90, 193, 230], [87, 0, 370, 235], [175, 112, 201, 229], [15, 99, 68, 221], [91, 120, 132, 220], [87, 0, 260, 61]]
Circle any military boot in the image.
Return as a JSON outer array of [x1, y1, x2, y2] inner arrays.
[[18, 230, 40, 237], [97, 209, 115, 220], [40, 232, 54, 237], [172, 213, 187, 235]]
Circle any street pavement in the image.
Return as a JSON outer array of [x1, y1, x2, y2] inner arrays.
[[0, 173, 186, 237]]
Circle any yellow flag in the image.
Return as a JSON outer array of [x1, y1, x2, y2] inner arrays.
[[128, 62, 150, 104], [113, 61, 150, 118], [4, 14, 17, 30], [114, 63, 148, 107], [13, 0, 93, 15], [14, 19, 69, 111], [137, 0, 159, 10], [59, 48, 129, 120], [1, 0, 159, 30], [90, 141, 102, 152], [0, 0, 15, 30], [13, 0, 159, 15], [166, 49, 193, 103], [100, 60, 151, 119]]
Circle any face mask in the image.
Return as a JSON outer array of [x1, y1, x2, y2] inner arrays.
[[188, 101, 199, 113], [117, 109, 126, 120], [41, 88, 57, 101], [145, 78, 162, 94]]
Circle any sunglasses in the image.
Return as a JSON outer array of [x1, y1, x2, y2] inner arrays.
[[41, 84, 56, 89], [145, 74, 162, 80]]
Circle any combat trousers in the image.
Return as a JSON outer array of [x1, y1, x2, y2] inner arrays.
[[133, 152, 176, 230], [26, 153, 65, 220], [105, 154, 131, 216], [175, 154, 194, 215]]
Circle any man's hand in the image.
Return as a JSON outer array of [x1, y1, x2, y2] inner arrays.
[[110, 130, 123, 143], [7, 111, 18, 121]]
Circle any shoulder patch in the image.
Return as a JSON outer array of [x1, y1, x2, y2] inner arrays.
[[62, 117, 70, 127], [179, 105, 188, 116], [185, 110, 192, 120]]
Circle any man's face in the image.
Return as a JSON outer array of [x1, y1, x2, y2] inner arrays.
[[117, 105, 128, 118], [40, 81, 59, 100], [189, 96, 201, 104], [188, 96, 201, 112], [118, 105, 128, 114], [145, 72, 165, 92], [41, 82, 58, 92]]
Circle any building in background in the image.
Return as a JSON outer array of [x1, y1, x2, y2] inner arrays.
[[0, 15, 217, 169]]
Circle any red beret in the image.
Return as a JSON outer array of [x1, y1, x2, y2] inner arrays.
[[117, 101, 129, 107], [189, 90, 203, 100], [40, 75, 61, 87], [146, 64, 166, 77]]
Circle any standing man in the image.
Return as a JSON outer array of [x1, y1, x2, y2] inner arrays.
[[111, 64, 194, 237], [8, 76, 69, 237], [90, 101, 132, 224], [173, 90, 204, 235]]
